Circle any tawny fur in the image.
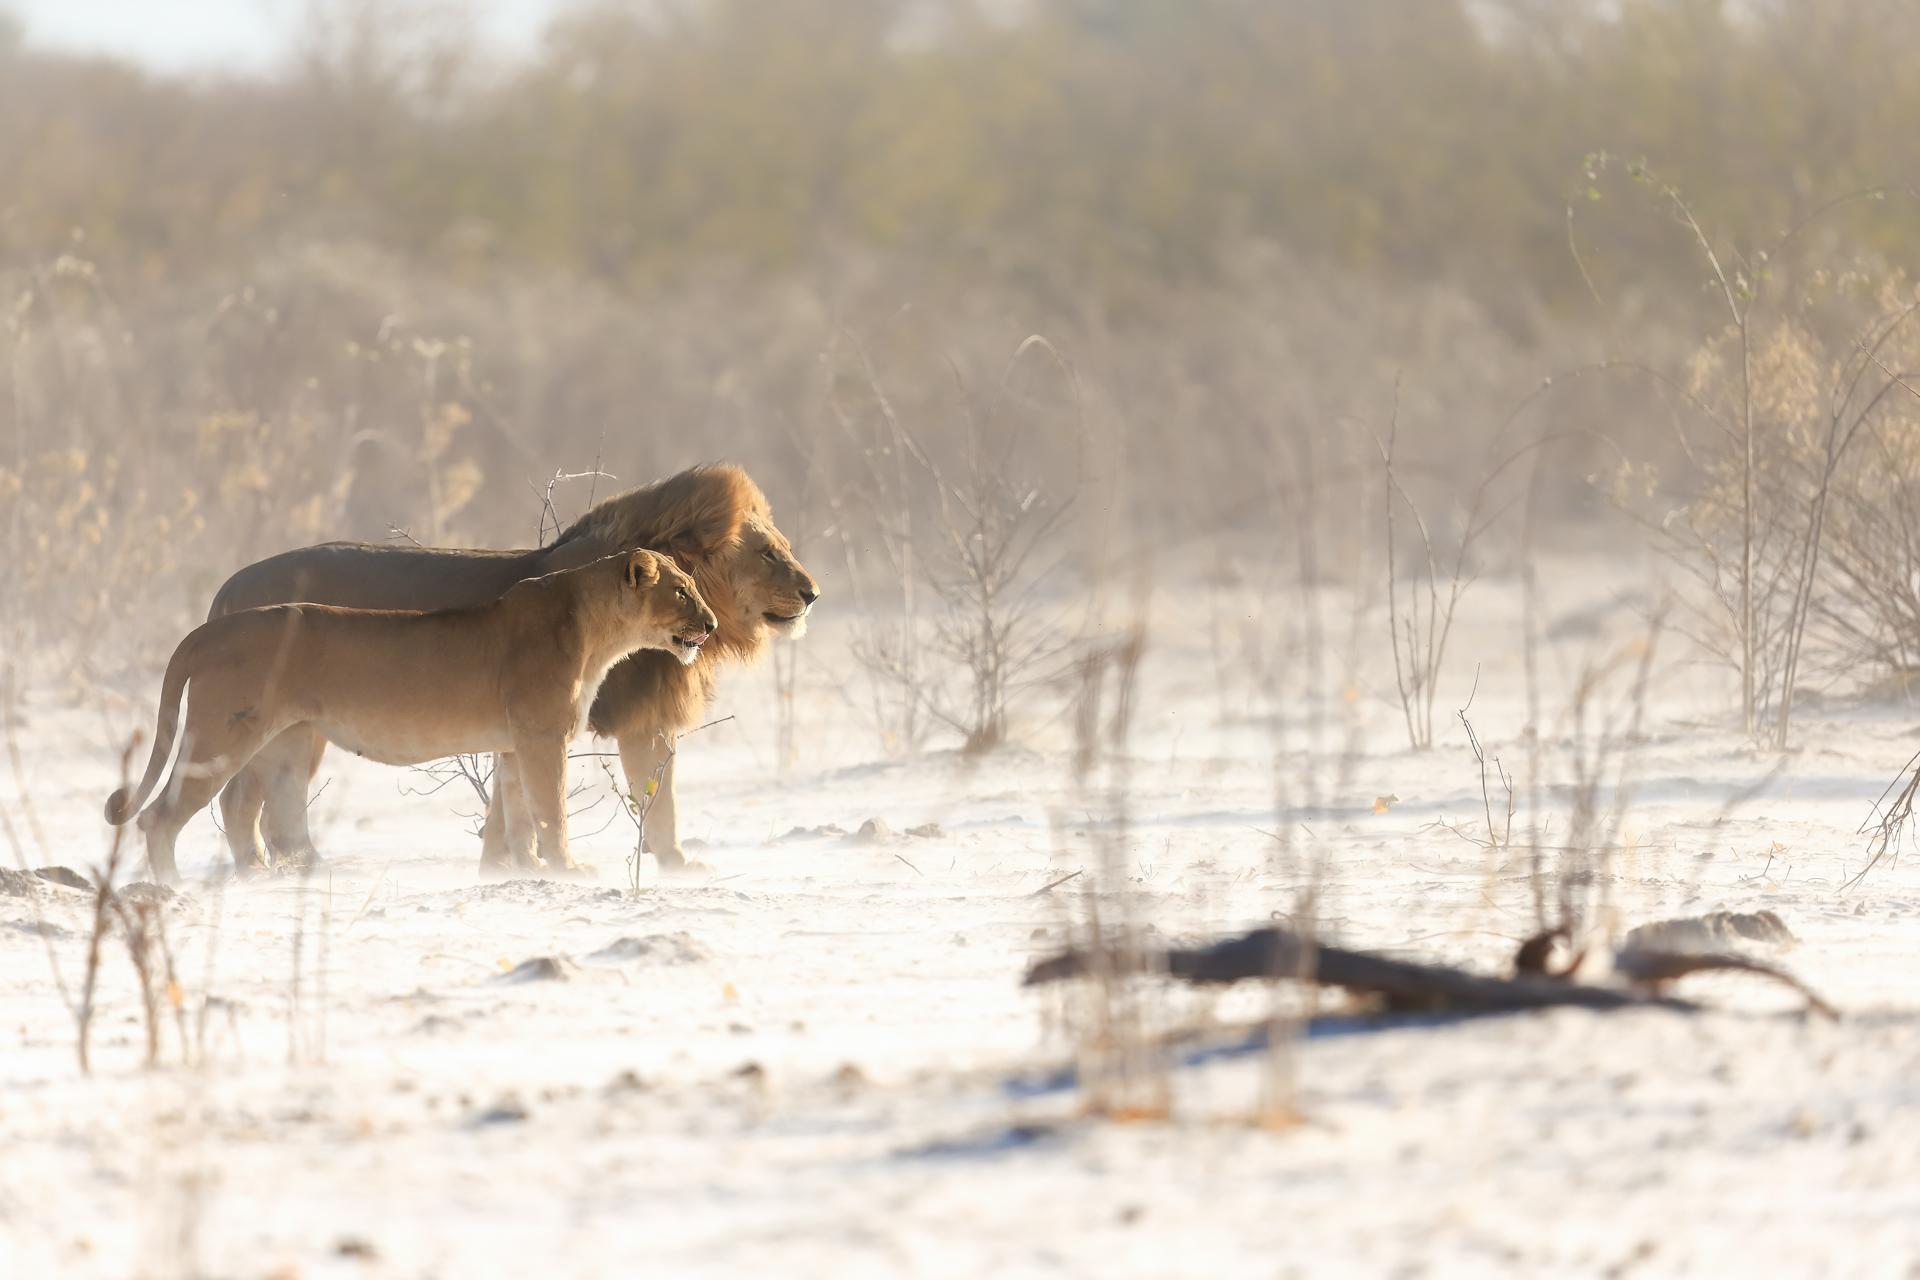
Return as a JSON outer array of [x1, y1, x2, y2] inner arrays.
[[112, 551, 717, 883], [203, 463, 818, 874]]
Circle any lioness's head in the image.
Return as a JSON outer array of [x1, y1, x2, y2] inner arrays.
[[556, 462, 819, 657], [624, 550, 718, 666]]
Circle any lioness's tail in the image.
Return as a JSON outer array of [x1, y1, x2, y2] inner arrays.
[[105, 629, 199, 825]]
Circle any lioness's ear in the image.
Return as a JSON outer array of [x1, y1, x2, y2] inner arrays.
[[627, 552, 658, 588]]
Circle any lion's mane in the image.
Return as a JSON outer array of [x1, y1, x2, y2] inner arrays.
[[554, 463, 783, 739]]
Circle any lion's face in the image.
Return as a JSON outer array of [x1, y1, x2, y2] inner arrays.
[[728, 516, 819, 640], [628, 551, 719, 666]]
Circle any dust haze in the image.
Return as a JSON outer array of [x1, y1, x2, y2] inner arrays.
[[3, 4, 1918, 1277]]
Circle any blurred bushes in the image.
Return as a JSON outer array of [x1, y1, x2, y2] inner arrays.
[[6, 1, 1920, 302], [7, 0, 1920, 698]]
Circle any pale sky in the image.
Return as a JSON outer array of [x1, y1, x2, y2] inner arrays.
[[1, 0, 566, 75]]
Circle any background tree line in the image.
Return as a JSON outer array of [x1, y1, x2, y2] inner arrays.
[[5, 0, 1919, 309], [8, 0, 1920, 746]]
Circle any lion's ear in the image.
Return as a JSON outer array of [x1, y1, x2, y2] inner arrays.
[[627, 552, 658, 588]]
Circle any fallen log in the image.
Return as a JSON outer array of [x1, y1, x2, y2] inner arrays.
[[1612, 948, 1837, 1018], [1025, 926, 1834, 1019]]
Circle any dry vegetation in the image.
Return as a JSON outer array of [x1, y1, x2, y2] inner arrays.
[[6, 15, 1920, 1274], [1, 9, 1917, 904], [5, 0, 1918, 948], [4, 0, 1920, 1131], [8, 0, 1920, 740]]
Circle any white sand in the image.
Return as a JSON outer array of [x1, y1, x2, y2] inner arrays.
[[4, 558, 1917, 1279]]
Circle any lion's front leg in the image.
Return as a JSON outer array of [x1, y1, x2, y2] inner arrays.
[[618, 730, 705, 874]]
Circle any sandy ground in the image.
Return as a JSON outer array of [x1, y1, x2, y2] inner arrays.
[[3, 557, 1918, 1279]]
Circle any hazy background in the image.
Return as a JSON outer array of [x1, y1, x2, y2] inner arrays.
[[8, 0, 1920, 748]]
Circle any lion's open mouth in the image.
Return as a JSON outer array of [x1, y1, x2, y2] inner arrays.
[[670, 631, 710, 664]]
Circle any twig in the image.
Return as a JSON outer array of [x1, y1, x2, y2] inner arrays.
[[1027, 869, 1082, 897], [1851, 748, 1920, 890], [532, 467, 618, 547], [1456, 700, 1515, 852], [344, 852, 399, 933]]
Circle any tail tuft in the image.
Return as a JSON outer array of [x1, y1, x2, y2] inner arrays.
[[104, 788, 133, 825]]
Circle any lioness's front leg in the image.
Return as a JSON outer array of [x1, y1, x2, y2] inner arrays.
[[512, 740, 576, 873], [478, 753, 539, 876], [492, 752, 546, 875], [617, 729, 702, 873]]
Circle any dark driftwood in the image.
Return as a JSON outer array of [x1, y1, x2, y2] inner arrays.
[[1025, 928, 1660, 1012], [1026, 927, 1835, 1019], [1612, 948, 1837, 1018]]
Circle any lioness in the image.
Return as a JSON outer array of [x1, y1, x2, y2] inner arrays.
[[207, 464, 817, 875], [107, 550, 718, 884]]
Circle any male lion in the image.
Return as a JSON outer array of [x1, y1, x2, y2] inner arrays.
[[206, 463, 818, 875], [108, 550, 717, 884]]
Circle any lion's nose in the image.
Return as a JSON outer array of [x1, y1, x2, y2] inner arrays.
[[799, 584, 819, 606]]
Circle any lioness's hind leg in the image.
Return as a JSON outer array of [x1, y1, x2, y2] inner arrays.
[[259, 728, 325, 870], [234, 727, 325, 872], [216, 766, 271, 875], [274, 728, 328, 867], [140, 736, 264, 884]]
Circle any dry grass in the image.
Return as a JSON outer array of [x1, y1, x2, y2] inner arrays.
[[1051, 619, 1171, 1122]]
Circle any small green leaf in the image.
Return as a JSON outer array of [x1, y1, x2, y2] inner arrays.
[[645, 778, 659, 798]]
